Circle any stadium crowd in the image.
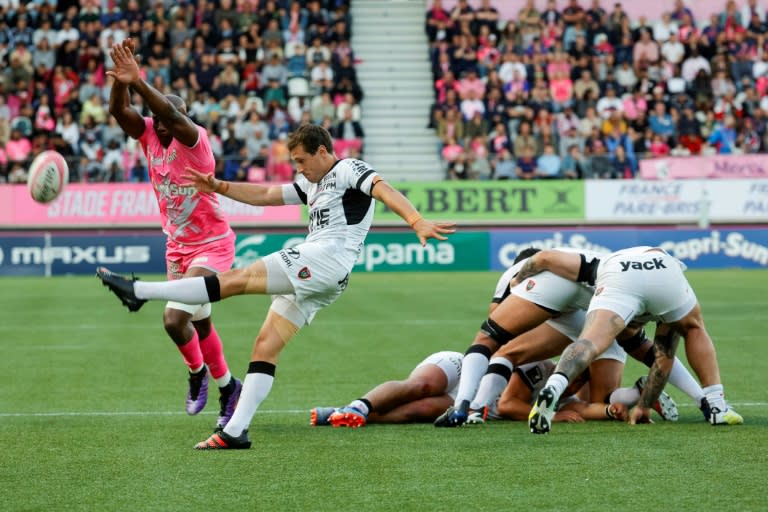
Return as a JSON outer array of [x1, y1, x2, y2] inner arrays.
[[0, 0, 360, 184], [426, 0, 768, 180]]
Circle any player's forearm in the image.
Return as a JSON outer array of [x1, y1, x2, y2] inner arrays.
[[515, 250, 581, 283], [213, 179, 283, 206], [130, 78, 184, 124], [372, 181, 422, 227], [108, 80, 130, 114], [496, 398, 534, 421], [638, 326, 679, 409]]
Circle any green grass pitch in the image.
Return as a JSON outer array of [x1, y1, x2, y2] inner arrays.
[[1, 270, 766, 511]]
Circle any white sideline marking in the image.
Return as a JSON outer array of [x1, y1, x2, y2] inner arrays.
[[1, 403, 765, 418]]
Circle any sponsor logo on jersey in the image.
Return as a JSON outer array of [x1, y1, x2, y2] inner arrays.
[[308, 208, 330, 232], [166, 149, 177, 163], [298, 266, 311, 280], [594, 286, 604, 296], [279, 250, 294, 268], [619, 258, 667, 271], [526, 279, 535, 291], [318, 171, 337, 192], [337, 273, 349, 291], [286, 248, 300, 259]]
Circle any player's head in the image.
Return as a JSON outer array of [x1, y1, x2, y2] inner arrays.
[[287, 124, 336, 183], [514, 247, 541, 265], [152, 94, 187, 139]]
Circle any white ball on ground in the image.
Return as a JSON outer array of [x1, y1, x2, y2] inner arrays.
[[27, 150, 69, 203]]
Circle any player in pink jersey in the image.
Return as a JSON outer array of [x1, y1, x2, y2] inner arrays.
[[106, 38, 241, 431]]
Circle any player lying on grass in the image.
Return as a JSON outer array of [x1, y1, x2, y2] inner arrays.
[[311, 347, 638, 427], [434, 247, 702, 428], [518, 246, 743, 434], [97, 124, 455, 450], [318, 323, 675, 427]]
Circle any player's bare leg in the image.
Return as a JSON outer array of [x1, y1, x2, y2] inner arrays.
[[529, 309, 623, 434], [671, 305, 743, 425], [469, 324, 572, 422], [329, 364, 450, 428], [196, 309, 300, 449], [435, 297, 553, 427]]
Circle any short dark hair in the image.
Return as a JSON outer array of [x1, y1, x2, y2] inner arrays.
[[513, 247, 541, 265], [287, 124, 333, 155]]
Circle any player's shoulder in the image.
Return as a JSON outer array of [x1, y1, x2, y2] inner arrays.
[[333, 158, 376, 180]]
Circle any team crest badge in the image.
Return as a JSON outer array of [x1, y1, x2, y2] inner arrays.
[[595, 286, 604, 296], [526, 280, 536, 291], [298, 267, 311, 280]]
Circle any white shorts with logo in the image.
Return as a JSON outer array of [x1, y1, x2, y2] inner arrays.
[[546, 310, 627, 363], [590, 251, 697, 324], [262, 241, 351, 326], [415, 351, 463, 400], [510, 271, 594, 313]]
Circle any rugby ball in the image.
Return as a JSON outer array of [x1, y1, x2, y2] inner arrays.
[[27, 150, 69, 203]]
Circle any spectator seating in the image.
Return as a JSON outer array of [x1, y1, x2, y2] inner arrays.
[[0, 0, 361, 184]]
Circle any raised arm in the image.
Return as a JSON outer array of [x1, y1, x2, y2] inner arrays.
[[130, 80, 199, 147], [183, 167, 286, 206], [107, 39, 199, 147], [108, 70, 145, 139], [371, 179, 456, 246]]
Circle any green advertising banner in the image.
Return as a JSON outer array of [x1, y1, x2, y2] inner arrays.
[[373, 181, 585, 222], [234, 232, 489, 272]]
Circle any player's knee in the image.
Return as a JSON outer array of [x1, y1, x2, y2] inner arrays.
[[163, 308, 191, 338], [480, 318, 514, 347], [407, 377, 437, 398], [616, 326, 647, 353]]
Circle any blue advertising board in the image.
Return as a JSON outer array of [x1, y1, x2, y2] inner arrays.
[[489, 227, 768, 270], [0, 233, 167, 276]]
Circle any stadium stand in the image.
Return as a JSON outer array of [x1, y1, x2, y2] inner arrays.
[[428, 0, 768, 179], [3, 0, 768, 183], [0, 0, 358, 184]]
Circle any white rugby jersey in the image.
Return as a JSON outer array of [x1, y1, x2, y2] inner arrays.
[[281, 158, 379, 271]]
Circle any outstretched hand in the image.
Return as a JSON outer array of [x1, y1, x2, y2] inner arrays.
[[629, 406, 654, 425], [183, 167, 218, 193], [412, 219, 456, 246], [106, 38, 141, 85]]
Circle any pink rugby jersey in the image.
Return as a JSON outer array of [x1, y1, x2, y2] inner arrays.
[[138, 118, 231, 245]]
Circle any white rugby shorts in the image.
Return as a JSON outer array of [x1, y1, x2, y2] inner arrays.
[[545, 310, 627, 363], [415, 351, 464, 400], [590, 251, 697, 324], [263, 241, 352, 326], [510, 271, 594, 313]]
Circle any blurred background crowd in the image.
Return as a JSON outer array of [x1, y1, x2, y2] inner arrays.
[[1, 0, 767, 184], [426, 0, 768, 180], [0, 0, 358, 184]]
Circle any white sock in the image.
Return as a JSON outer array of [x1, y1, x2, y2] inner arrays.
[[349, 399, 370, 415], [609, 386, 640, 406], [453, 351, 490, 407], [223, 372, 274, 437], [135, 277, 210, 303], [215, 370, 232, 388], [544, 373, 569, 402], [190, 364, 205, 374], [470, 357, 514, 410], [702, 384, 726, 411], [667, 358, 705, 406]]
